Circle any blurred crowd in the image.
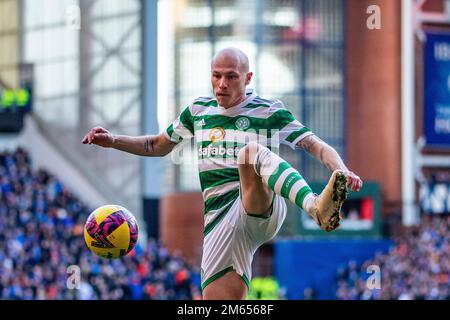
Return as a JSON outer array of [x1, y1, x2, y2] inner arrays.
[[335, 214, 450, 300], [0, 147, 201, 300]]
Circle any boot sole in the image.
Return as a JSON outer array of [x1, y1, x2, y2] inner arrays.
[[325, 172, 348, 232]]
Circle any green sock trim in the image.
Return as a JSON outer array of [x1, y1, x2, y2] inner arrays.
[[267, 162, 291, 189], [280, 173, 303, 199], [295, 186, 313, 209]]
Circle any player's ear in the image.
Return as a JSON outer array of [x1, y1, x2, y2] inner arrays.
[[245, 72, 253, 85]]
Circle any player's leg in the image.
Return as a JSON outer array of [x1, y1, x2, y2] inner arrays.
[[202, 271, 247, 300], [237, 141, 274, 217], [200, 198, 252, 301], [238, 141, 348, 231]]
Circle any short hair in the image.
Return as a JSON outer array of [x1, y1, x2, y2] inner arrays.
[[211, 47, 249, 72]]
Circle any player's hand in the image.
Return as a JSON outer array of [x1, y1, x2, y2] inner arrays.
[[345, 171, 363, 192], [82, 126, 115, 148]]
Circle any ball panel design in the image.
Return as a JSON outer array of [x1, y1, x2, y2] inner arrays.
[[106, 221, 130, 249], [93, 205, 122, 224], [84, 205, 139, 259], [127, 220, 139, 254]]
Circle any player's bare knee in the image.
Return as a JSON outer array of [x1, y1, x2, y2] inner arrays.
[[237, 141, 260, 166]]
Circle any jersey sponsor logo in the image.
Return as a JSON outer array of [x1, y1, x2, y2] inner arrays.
[[235, 117, 250, 130], [209, 127, 225, 142], [198, 144, 241, 158]]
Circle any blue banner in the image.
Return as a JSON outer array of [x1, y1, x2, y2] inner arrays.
[[424, 32, 450, 147]]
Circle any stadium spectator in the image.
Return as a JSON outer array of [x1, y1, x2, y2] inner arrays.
[[335, 214, 450, 300], [0, 147, 201, 300]]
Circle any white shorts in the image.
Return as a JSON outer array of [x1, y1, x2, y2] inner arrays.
[[200, 193, 287, 290]]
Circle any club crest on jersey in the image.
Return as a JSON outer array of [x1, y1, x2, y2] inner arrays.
[[235, 117, 250, 130], [209, 127, 225, 142]]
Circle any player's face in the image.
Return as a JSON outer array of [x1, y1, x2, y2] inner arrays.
[[211, 57, 252, 108]]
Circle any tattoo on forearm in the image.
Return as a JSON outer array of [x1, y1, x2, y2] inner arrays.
[[319, 146, 325, 164], [299, 136, 340, 171], [299, 136, 318, 153], [144, 138, 154, 153]]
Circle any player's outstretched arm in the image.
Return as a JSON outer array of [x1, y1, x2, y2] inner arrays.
[[297, 134, 363, 192], [82, 126, 176, 157]]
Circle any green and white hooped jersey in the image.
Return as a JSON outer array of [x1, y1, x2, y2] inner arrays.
[[164, 89, 313, 236]]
